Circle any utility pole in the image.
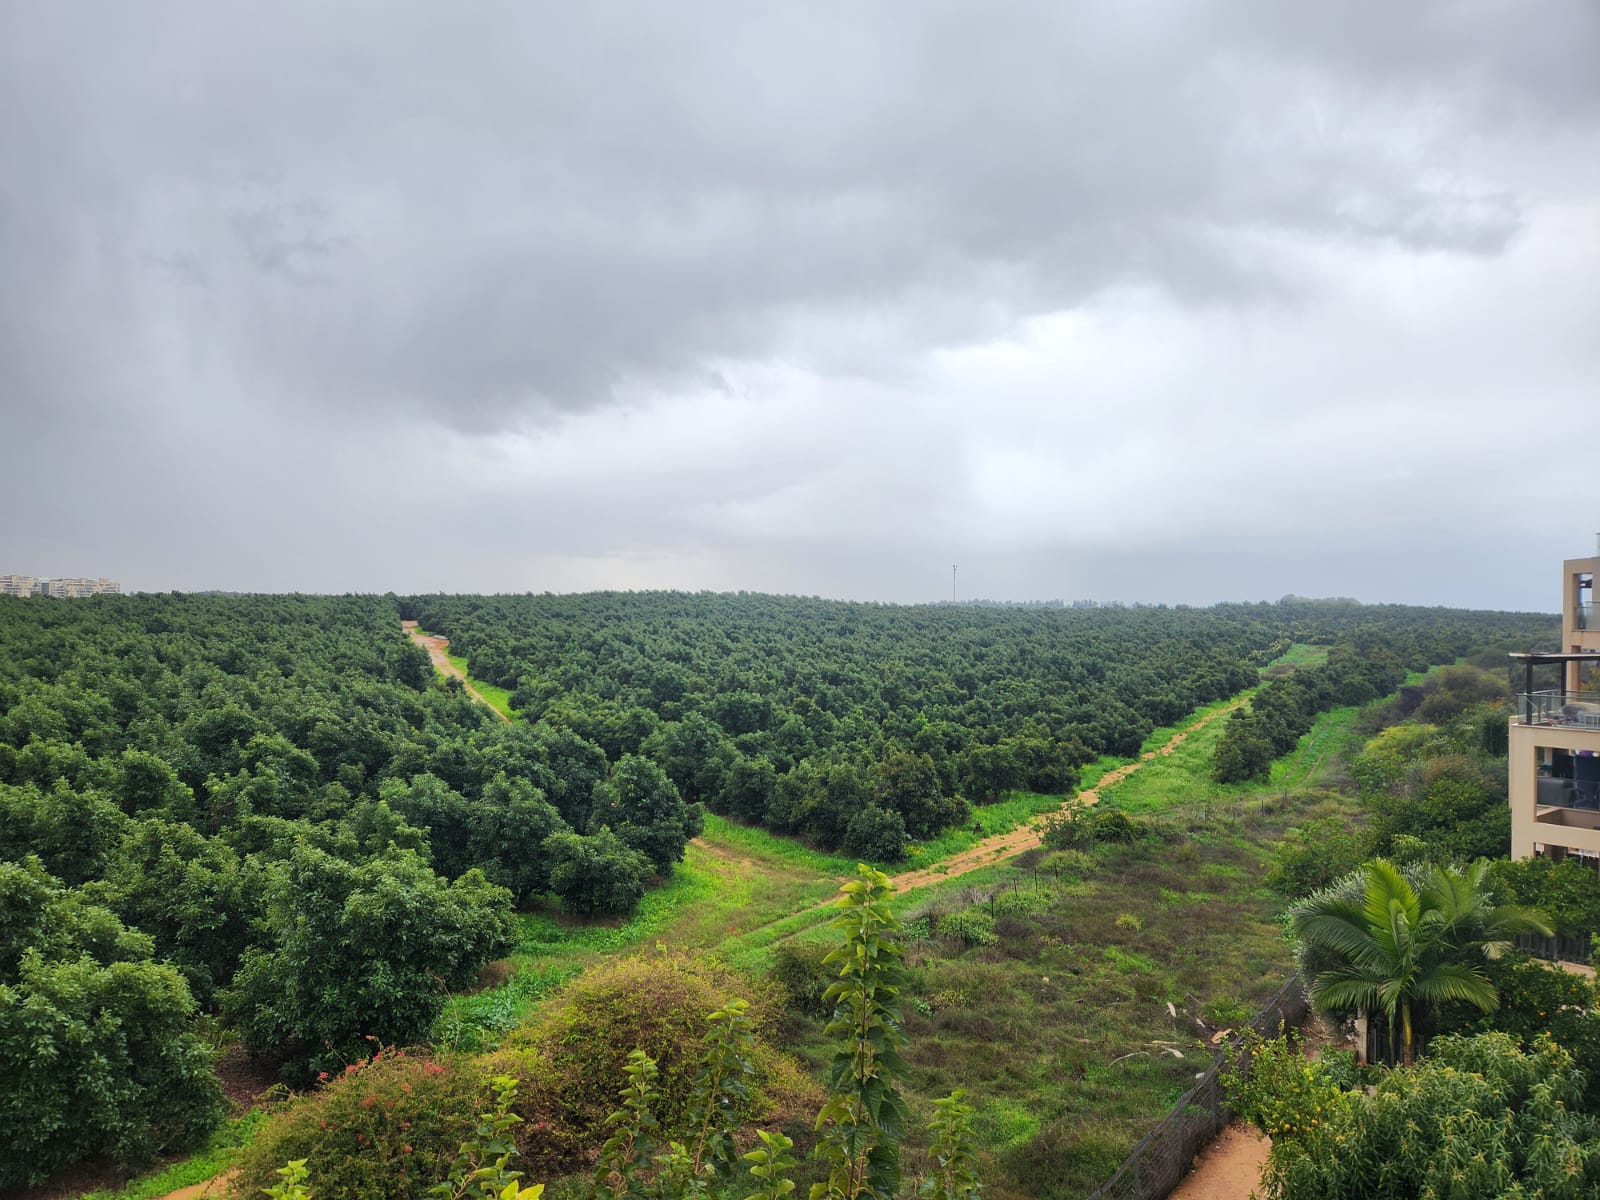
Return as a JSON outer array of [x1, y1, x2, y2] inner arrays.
[[952, 564, 958, 605]]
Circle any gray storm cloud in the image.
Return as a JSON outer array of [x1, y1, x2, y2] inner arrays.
[[1, 1, 1597, 604]]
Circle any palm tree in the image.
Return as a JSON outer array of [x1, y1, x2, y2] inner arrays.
[[1289, 859, 1552, 1066]]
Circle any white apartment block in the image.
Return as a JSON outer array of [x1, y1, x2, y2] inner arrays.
[[1, 575, 121, 598], [45, 577, 122, 598]]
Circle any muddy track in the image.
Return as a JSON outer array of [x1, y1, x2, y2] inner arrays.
[[886, 698, 1246, 893], [402, 620, 510, 724]]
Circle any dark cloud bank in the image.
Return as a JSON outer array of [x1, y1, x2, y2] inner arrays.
[[2, 2, 1597, 607]]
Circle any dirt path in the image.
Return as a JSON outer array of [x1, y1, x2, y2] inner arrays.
[[155, 1172, 237, 1200], [402, 620, 510, 723], [1168, 1123, 1271, 1200], [887, 698, 1246, 892]]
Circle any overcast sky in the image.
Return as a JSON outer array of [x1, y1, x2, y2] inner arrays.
[[3, 2, 1597, 608]]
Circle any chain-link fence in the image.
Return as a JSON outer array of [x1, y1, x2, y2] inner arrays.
[[1084, 973, 1307, 1200]]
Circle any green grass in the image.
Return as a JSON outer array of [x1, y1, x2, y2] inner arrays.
[[1267, 704, 1364, 791], [697, 812, 859, 877], [76, 1112, 267, 1200], [1261, 642, 1331, 674], [434, 863, 725, 1046], [1099, 698, 1362, 815], [440, 648, 517, 719], [435, 818, 855, 1046]]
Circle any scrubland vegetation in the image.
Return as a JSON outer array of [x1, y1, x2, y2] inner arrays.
[[2, 589, 1585, 1199]]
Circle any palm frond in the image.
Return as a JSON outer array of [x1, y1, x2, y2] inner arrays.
[[1412, 961, 1498, 1013]]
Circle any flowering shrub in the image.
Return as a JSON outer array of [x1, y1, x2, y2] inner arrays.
[[234, 1045, 488, 1200]]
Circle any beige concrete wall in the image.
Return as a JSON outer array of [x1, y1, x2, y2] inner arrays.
[[1563, 557, 1600, 691], [1509, 720, 1600, 859]]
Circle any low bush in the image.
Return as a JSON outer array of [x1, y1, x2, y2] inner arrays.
[[1433, 953, 1600, 1108], [992, 886, 1052, 917], [936, 909, 998, 947], [1226, 1033, 1349, 1141], [232, 1047, 488, 1200], [770, 940, 834, 1019], [1246, 1033, 1600, 1199], [503, 953, 809, 1176], [1040, 807, 1148, 851]]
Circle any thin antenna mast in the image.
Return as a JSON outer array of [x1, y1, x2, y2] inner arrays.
[[952, 564, 958, 605]]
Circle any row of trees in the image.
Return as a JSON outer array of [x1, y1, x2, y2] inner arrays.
[[1212, 643, 1416, 783]]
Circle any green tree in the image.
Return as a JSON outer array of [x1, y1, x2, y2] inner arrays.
[[1289, 859, 1551, 1065], [85, 818, 261, 1004], [842, 806, 907, 862], [0, 778, 128, 886], [812, 865, 909, 1200], [0, 859, 222, 1187], [588, 754, 700, 874], [471, 772, 568, 903], [871, 751, 960, 841], [959, 744, 1021, 805], [224, 844, 516, 1075], [544, 827, 652, 916]]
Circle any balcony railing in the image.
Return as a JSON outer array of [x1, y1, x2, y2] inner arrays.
[[1536, 774, 1600, 812], [1516, 689, 1600, 728], [1581, 601, 1596, 631]]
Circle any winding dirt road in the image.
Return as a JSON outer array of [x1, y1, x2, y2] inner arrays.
[[402, 620, 510, 724], [886, 697, 1247, 892]]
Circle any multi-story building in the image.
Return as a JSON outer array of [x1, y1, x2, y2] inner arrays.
[[0, 575, 40, 597], [42, 576, 121, 598], [1508, 542, 1600, 866]]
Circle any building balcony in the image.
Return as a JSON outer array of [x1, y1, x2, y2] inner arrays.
[[1582, 601, 1596, 632], [1514, 689, 1600, 729], [1535, 772, 1600, 815]]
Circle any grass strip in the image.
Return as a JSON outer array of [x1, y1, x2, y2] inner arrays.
[[77, 1112, 266, 1200]]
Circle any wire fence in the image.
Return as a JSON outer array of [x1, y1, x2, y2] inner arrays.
[[1084, 973, 1308, 1200]]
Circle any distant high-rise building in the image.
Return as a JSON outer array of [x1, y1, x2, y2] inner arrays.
[[0, 575, 40, 597], [43, 576, 121, 598]]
